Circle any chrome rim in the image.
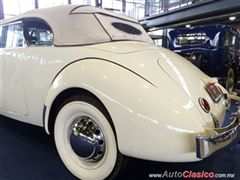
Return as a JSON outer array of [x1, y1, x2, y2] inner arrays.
[[70, 116, 105, 163]]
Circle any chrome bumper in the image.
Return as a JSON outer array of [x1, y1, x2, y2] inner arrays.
[[196, 106, 240, 159]]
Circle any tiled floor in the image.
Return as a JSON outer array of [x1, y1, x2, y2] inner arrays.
[[0, 101, 239, 180]]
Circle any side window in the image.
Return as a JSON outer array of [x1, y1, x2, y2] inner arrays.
[[0, 26, 8, 48], [6, 23, 24, 48], [225, 32, 230, 47], [24, 19, 53, 46]]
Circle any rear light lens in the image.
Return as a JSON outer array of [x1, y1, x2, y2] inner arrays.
[[198, 98, 210, 113]]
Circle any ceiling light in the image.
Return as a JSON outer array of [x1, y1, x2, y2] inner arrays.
[[229, 16, 236, 21], [185, 24, 191, 28]]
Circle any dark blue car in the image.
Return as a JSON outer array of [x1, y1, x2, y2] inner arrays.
[[168, 24, 240, 91]]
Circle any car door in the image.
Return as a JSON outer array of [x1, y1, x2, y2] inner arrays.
[[1, 21, 28, 118]]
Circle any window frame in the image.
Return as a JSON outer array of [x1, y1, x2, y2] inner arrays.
[[22, 18, 54, 47]]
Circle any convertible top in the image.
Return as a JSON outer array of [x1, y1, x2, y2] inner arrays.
[[1, 5, 137, 24], [0, 5, 152, 46]]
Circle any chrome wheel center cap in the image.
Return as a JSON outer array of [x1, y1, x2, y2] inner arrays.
[[70, 116, 105, 162]]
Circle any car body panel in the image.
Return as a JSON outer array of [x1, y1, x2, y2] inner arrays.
[[89, 42, 226, 125], [44, 57, 205, 162], [0, 41, 230, 161], [1, 47, 28, 117]]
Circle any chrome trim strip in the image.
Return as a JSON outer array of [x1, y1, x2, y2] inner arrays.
[[196, 106, 240, 159], [42, 105, 47, 128]]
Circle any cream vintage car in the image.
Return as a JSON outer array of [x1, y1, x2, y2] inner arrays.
[[0, 5, 239, 180]]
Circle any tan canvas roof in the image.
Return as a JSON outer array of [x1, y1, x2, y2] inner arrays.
[[0, 5, 153, 46]]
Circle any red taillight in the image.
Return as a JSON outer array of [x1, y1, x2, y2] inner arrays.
[[198, 98, 210, 113]]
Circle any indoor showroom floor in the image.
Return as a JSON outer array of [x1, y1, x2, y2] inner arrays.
[[0, 101, 239, 180]]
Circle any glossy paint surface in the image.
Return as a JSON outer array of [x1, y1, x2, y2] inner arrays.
[[0, 40, 229, 162]]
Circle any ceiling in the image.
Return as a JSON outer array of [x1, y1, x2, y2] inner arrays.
[[140, 0, 240, 31]]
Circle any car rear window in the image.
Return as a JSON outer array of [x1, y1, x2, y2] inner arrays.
[[112, 22, 142, 35], [95, 13, 153, 43], [176, 32, 206, 45]]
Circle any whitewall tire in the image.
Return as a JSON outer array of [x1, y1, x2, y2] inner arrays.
[[54, 95, 126, 180]]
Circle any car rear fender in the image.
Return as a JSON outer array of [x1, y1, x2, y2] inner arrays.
[[43, 59, 206, 161]]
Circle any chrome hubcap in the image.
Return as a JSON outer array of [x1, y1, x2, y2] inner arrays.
[[70, 116, 105, 162]]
